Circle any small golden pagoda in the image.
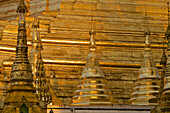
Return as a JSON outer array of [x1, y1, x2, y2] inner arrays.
[[129, 27, 160, 105], [161, 2, 170, 112], [29, 15, 61, 107], [71, 25, 112, 106], [29, 17, 52, 111], [2, 0, 42, 112]]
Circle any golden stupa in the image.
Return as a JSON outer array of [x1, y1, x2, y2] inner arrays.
[[129, 28, 160, 105], [2, 0, 42, 112], [71, 25, 113, 106], [30, 16, 61, 107]]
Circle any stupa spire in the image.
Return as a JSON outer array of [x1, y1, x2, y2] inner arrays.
[[89, 21, 96, 52], [10, 0, 31, 88], [29, 0, 41, 75], [29, 19, 39, 75], [144, 9, 151, 51], [129, 11, 160, 105], [161, 2, 170, 112], [71, 15, 113, 105], [35, 34, 52, 106], [2, 0, 41, 112], [29, 0, 51, 108]]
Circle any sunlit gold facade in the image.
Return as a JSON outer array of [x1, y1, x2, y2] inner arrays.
[[2, 0, 42, 112], [71, 26, 112, 106], [0, 0, 170, 106], [129, 28, 160, 105]]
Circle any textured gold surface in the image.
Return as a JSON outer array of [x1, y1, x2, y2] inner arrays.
[[0, 0, 169, 105]]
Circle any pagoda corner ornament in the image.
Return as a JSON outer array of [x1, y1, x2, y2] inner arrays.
[[71, 25, 113, 106], [1, 0, 42, 112], [129, 28, 160, 105]]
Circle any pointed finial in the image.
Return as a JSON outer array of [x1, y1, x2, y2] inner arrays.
[[16, 0, 27, 14], [33, 20, 43, 51], [89, 12, 96, 52], [89, 24, 96, 46], [144, 10, 151, 49], [37, 33, 43, 51], [31, 19, 39, 47]]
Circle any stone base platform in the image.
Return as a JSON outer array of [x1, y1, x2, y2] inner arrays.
[[47, 104, 154, 113]]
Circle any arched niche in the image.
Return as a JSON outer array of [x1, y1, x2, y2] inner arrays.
[[20, 103, 28, 113]]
